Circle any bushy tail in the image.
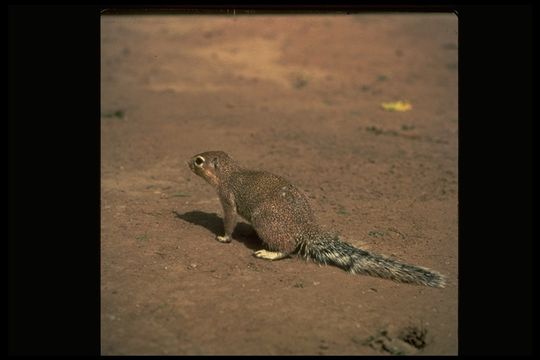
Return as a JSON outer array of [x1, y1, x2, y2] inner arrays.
[[297, 234, 446, 288]]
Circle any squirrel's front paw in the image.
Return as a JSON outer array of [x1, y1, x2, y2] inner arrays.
[[216, 235, 231, 243]]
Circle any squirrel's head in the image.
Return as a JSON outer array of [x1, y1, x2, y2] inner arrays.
[[187, 151, 236, 187]]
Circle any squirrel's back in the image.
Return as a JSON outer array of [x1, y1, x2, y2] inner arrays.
[[227, 169, 316, 224]]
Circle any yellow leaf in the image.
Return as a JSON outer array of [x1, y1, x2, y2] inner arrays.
[[380, 101, 412, 112]]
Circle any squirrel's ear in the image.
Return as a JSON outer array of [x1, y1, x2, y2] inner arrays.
[[211, 157, 219, 169]]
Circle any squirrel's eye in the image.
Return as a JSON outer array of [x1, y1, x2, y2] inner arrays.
[[194, 156, 205, 167]]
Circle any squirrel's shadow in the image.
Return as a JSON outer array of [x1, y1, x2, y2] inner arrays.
[[173, 210, 262, 251]]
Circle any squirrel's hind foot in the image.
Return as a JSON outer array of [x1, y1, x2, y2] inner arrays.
[[253, 249, 288, 261]]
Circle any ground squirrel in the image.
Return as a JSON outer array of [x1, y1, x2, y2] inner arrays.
[[187, 151, 446, 288]]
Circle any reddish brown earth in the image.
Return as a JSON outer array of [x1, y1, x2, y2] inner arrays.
[[101, 14, 458, 355]]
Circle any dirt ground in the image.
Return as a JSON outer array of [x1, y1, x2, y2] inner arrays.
[[100, 13, 458, 355]]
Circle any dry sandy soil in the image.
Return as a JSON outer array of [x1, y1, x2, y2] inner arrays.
[[101, 13, 458, 355]]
